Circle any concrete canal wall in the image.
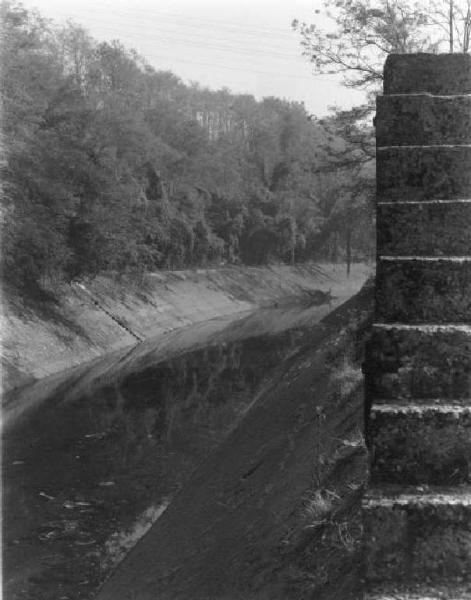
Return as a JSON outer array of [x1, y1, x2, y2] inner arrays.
[[2, 263, 368, 393]]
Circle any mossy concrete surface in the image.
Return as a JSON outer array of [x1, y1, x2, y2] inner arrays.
[[364, 486, 471, 585], [383, 53, 471, 95], [366, 53, 471, 599], [369, 405, 471, 485], [376, 95, 471, 147], [377, 146, 471, 202], [375, 259, 471, 323], [365, 582, 471, 599], [377, 202, 471, 257], [368, 326, 471, 400]]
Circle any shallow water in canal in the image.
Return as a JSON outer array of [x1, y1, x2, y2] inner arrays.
[[3, 292, 360, 600]]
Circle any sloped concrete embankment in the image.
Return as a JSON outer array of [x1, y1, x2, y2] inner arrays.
[[364, 54, 471, 600], [2, 263, 364, 393], [91, 280, 373, 600]]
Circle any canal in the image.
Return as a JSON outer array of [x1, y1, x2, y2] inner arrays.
[[3, 275, 370, 600]]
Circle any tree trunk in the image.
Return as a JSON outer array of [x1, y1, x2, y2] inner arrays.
[[346, 227, 352, 277], [331, 231, 338, 264], [450, 0, 454, 52]]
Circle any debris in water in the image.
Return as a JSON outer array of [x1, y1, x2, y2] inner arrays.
[[75, 539, 96, 546], [63, 500, 92, 509], [39, 531, 59, 541], [84, 432, 106, 440], [39, 492, 55, 500]]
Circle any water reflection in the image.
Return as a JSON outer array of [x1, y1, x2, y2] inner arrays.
[[3, 299, 347, 600]]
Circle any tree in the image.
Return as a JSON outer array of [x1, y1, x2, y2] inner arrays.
[[290, 1, 471, 273], [1, 1, 77, 288], [429, 0, 471, 52], [5, 1, 369, 295], [293, 1, 471, 93]]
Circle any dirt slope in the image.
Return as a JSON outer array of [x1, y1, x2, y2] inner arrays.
[[96, 284, 373, 600]]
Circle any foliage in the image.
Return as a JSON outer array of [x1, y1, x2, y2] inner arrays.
[[289, 1, 471, 268], [1, 1, 374, 295], [293, 0, 470, 92], [291, 0, 471, 172]]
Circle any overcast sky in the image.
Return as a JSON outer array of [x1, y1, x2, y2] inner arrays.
[[22, 0, 365, 117]]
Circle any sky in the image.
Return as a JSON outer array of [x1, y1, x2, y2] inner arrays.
[[21, 0, 366, 117]]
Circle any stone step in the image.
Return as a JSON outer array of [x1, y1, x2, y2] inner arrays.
[[383, 54, 471, 95], [365, 582, 471, 599], [363, 485, 471, 586], [369, 404, 471, 485], [377, 146, 471, 202], [375, 258, 471, 323], [366, 325, 471, 400], [376, 94, 471, 147], [377, 200, 471, 257], [373, 397, 471, 408]]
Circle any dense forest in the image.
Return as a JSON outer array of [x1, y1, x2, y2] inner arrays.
[[1, 1, 375, 295]]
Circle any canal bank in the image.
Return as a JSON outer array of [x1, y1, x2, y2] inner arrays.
[[2, 263, 370, 393], [3, 279, 373, 600]]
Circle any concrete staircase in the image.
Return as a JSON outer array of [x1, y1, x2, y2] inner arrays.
[[364, 54, 471, 599]]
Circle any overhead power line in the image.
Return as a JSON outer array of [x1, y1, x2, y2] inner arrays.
[[92, 25, 305, 61], [79, 25, 340, 82], [128, 7, 297, 37], [66, 17, 300, 53], [66, 4, 298, 39], [47, 6, 345, 86], [143, 52, 341, 84]]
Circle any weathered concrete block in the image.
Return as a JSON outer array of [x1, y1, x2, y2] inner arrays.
[[365, 582, 471, 599], [377, 202, 471, 256], [384, 54, 471, 95], [366, 52, 471, 600], [368, 326, 471, 400], [377, 95, 471, 147], [375, 259, 471, 323], [377, 147, 471, 202], [370, 406, 471, 485], [373, 396, 471, 408], [364, 486, 471, 584]]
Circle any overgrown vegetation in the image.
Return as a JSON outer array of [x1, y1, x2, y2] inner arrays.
[[1, 1, 374, 298]]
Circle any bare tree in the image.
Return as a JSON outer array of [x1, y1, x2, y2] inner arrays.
[[428, 0, 471, 51]]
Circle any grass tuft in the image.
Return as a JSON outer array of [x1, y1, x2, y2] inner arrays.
[[302, 490, 337, 528]]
